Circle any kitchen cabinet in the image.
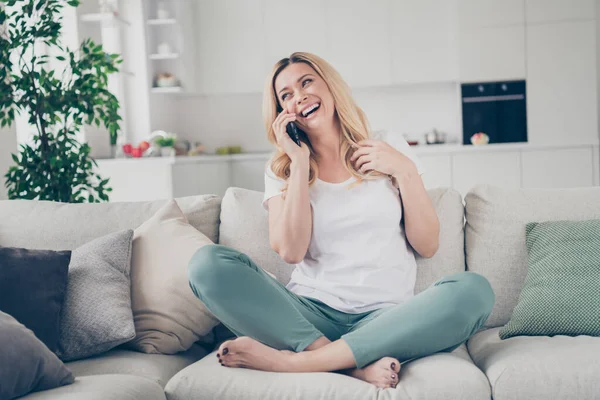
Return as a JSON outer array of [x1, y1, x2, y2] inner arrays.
[[458, 0, 525, 28], [325, 0, 391, 88], [231, 159, 269, 192], [521, 147, 594, 189], [526, 21, 598, 146], [195, 0, 266, 94], [459, 25, 526, 82], [458, 0, 526, 82], [96, 158, 174, 202], [419, 154, 453, 190], [452, 151, 522, 198], [263, 0, 328, 68], [390, 0, 459, 84], [525, 0, 595, 24], [172, 161, 231, 198]]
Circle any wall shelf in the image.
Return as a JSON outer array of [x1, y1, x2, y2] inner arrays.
[[147, 18, 177, 25], [149, 53, 180, 60], [80, 12, 130, 26], [151, 86, 182, 93]]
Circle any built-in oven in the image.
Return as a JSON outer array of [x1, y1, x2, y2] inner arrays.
[[461, 80, 527, 145]]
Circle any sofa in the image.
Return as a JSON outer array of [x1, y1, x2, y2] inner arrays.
[[1, 183, 599, 400]]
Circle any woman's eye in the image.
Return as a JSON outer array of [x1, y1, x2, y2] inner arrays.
[[302, 79, 312, 87], [281, 93, 290, 101]]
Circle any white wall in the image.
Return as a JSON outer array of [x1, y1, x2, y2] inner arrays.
[[0, 126, 17, 200], [169, 83, 461, 154]]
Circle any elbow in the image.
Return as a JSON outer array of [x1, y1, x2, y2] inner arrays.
[[271, 241, 304, 264], [280, 250, 304, 264], [419, 241, 439, 259]]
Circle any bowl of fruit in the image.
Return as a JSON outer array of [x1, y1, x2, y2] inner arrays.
[[470, 132, 490, 145], [122, 140, 151, 158]]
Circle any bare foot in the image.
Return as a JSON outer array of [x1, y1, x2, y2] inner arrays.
[[346, 357, 401, 389], [216, 337, 292, 372]]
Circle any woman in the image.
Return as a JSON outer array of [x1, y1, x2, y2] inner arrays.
[[188, 52, 494, 389]]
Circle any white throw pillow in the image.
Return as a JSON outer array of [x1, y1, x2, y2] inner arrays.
[[128, 199, 220, 354]]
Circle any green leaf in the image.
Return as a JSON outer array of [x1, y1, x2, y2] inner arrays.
[[56, 55, 65, 61]]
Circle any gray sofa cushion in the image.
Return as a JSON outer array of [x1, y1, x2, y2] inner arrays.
[[64, 344, 207, 388], [464, 185, 600, 327], [0, 195, 221, 250], [468, 327, 600, 400], [165, 345, 489, 400], [0, 311, 74, 400], [218, 187, 465, 292], [58, 230, 135, 361], [19, 375, 166, 400]]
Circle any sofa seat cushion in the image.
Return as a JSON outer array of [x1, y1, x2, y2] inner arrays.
[[18, 375, 165, 400], [64, 344, 207, 388], [467, 327, 600, 400], [165, 345, 490, 400]]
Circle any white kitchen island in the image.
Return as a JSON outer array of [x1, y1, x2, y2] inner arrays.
[[95, 143, 600, 202]]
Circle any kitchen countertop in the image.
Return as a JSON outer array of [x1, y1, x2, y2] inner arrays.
[[96, 142, 599, 164]]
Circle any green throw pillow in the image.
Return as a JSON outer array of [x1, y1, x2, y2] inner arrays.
[[499, 219, 600, 339]]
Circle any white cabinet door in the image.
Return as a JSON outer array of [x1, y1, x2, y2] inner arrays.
[[521, 147, 594, 189], [459, 25, 526, 82], [458, 0, 524, 28], [526, 0, 594, 24], [195, 0, 266, 94], [325, 0, 391, 88], [231, 159, 269, 192], [419, 154, 453, 190], [526, 21, 598, 146], [452, 151, 521, 198], [96, 159, 173, 202], [390, 0, 459, 84], [263, 0, 328, 68], [171, 162, 232, 197]]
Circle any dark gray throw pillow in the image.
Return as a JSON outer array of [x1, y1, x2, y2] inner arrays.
[[0, 311, 74, 399], [57, 229, 136, 361], [0, 247, 71, 353]]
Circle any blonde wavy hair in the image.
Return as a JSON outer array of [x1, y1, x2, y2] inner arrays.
[[262, 52, 385, 191]]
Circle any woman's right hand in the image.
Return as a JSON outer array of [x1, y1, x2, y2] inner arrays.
[[272, 109, 310, 162]]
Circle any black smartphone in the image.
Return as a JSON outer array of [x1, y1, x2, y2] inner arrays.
[[286, 121, 303, 147]]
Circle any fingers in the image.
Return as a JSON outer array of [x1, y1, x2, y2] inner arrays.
[[354, 154, 372, 170], [350, 146, 371, 162], [359, 161, 375, 174]]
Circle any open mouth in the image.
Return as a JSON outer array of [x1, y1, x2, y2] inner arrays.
[[301, 103, 320, 118]]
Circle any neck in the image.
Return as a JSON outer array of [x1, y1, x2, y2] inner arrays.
[[307, 117, 343, 163]]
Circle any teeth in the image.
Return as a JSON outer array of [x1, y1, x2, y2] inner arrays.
[[302, 103, 320, 117]]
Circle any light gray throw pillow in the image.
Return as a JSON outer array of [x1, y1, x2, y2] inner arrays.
[[57, 230, 135, 361]]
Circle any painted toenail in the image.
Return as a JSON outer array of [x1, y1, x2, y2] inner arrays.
[[391, 362, 396, 369], [392, 374, 396, 379], [223, 348, 229, 355]]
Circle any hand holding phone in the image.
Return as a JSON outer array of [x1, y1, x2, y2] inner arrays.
[[273, 109, 310, 161]]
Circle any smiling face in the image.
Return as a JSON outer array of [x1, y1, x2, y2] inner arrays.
[[273, 62, 336, 133]]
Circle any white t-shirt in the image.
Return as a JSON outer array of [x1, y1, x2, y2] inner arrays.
[[262, 132, 426, 314]]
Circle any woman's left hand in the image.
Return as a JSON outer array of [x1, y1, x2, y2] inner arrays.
[[350, 139, 418, 180]]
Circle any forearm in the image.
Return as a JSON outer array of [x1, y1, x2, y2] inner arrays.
[[275, 159, 312, 263], [393, 171, 440, 258]]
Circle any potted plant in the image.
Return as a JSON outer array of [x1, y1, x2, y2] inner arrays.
[[154, 134, 176, 157], [0, 0, 122, 202]]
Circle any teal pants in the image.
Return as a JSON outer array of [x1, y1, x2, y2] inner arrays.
[[188, 245, 495, 369]]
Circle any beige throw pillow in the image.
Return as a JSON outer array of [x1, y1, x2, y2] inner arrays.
[[128, 199, 220, 354]]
